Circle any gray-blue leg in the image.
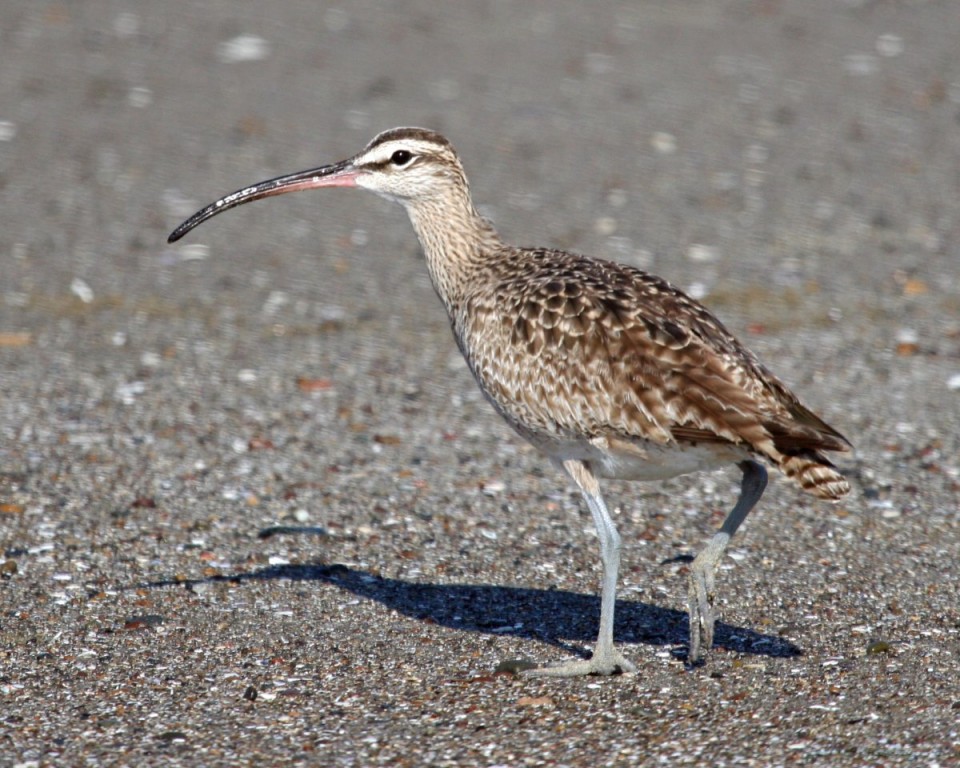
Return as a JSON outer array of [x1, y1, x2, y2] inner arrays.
[[526, 459, 637, 677], [687, 459, 768, 662]]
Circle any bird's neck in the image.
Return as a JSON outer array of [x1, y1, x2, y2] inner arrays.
[[404, 194, 503, 314]]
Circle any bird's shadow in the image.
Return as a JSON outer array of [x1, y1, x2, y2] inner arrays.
[[142, 555, 800, 662]]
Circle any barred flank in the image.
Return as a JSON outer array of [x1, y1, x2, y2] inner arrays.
[[780, 451, 850, 500]]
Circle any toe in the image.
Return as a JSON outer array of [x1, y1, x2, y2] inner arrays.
[[523, 651, 636, 678]]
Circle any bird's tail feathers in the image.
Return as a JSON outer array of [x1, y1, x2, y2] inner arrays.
[[779, 451, 850, 500]]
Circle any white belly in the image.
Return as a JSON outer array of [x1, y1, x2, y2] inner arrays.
[[534, 434, 747, 482]]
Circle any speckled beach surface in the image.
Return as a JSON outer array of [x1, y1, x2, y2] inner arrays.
[[1, 2, 958, 765]]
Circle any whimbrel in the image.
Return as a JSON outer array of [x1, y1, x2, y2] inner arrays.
[[169, 127, 851, 677]]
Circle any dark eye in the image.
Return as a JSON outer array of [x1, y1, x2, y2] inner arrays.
[[390, 149, 413, 166]]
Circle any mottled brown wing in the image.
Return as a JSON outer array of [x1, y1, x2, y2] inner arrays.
[[461, 250, 849, 458]]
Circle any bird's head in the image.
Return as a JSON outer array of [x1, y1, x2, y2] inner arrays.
[[168, 127, 467, 243], [349, 127, 468, 203]]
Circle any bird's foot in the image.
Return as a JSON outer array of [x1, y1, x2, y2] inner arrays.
[[523, 648, 637, 678]]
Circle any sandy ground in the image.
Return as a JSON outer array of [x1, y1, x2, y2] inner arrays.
[[1, 1, 959, 765]]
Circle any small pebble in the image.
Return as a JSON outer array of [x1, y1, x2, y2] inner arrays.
[[895, 328, 919, 356], [495, 658, 538, 675], [516, 695, 555, 708], [156, 731, 188, 743], [594, 217, 617, 236], [217, 35, 271, 64], [70, 277, 95, 303], [650, 132, 677, 155], [866, 640, 892, 655], [178, 243, 209, 262], [687, 244, 719, 263], [124, 614, 165, 630], [262, 291, 289, 316], [482, 480, 506, 495], [115, 381, 146, 405]]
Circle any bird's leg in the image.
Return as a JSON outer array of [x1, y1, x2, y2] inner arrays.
[[687, 459, 768, 663], [525, 459, 637, 677]]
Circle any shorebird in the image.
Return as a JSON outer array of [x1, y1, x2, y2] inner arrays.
[[169, 127, 851, 677]]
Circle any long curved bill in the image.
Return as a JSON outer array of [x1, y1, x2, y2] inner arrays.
[[167, 159, 359, 243]]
